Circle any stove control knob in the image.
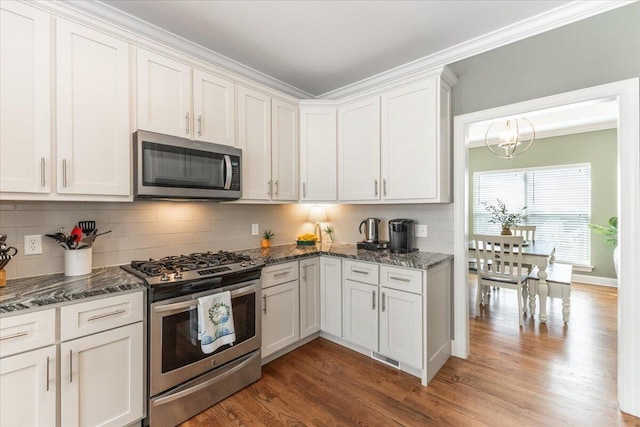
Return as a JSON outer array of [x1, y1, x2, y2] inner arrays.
[[160, 272, 170, 282], [240, 262, 248, 268], [250, 260, 256, 265], [174, 272, 183, 280]]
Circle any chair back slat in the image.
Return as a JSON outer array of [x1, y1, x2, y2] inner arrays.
[[510, 225, 536, 242], [473, 234, 525, 281]]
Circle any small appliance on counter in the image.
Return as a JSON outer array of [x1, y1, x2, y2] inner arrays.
[[389, 219, 417, 254], [357, 218, 389, 250]]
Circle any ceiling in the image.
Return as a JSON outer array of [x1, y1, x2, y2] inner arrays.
[[100, 0, 575, 97]]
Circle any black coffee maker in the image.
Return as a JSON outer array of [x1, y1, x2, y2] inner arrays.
[[388, 219, 416, 253]]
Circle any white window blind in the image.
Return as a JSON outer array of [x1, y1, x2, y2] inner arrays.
[[473, 164, 591, 267]]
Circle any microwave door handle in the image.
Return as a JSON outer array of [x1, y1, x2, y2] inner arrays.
[[223, 155, 232, 190]]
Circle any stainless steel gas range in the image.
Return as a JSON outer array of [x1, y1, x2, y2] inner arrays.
[[122, 251, 264, 427]]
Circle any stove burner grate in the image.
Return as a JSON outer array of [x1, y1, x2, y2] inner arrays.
[[128, 251, 252, 277]]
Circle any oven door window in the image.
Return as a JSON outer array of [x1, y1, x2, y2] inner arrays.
[[161, 292, 255, 373], [143, 141, 226, 189]]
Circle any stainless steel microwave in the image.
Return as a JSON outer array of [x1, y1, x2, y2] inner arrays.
[[133, 130, 241, 200]]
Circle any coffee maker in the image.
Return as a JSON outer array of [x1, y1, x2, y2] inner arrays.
[[388, 219, 416, 254]]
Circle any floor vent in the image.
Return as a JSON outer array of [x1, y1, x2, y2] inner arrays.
[[371, 352, 400, 369]]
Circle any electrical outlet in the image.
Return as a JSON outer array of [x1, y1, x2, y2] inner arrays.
[[415, 224, 428, 238], [24, 234, 43, 255], [251, 224, 259, 236]]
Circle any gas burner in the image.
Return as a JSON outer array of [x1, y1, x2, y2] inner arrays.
[[122, 250, 264, 286]]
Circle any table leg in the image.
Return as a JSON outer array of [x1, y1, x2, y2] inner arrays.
[[537, 266, 549, 323], [562, 286, 571, 323]]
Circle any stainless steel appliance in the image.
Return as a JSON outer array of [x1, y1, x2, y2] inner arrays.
[[359, 218, 381, 242], [389, 219, 417, 254], [133, 130, 241, 200], [121, 251, 264, 427]]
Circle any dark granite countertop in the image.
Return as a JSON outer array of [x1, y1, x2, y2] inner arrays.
[[0, 266, 146, 315], [0, 243, 451, 315], [243, 242, 452, 270]]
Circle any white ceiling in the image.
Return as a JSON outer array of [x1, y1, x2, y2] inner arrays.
[[100, 0, 576, 97]]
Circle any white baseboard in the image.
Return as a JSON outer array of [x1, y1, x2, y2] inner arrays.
[[572, 273, 617, 288]]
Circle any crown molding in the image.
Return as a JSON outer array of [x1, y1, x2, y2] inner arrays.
[[41, 0, 635, 101]]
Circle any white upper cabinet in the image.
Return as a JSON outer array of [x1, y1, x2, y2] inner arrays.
[[56, 19, 130, 196], [271, 99, 299, 201], [137, 49, 236, 145], [381, 77, 452, 202], [299, 105, 337, 201], [338, 96, 381, 201], [0, 1, 51, 194], [237, 86, 272, 200], [137, 49, 192, 138], [193, 69, 235, 146], [237, 85, 299, 202]]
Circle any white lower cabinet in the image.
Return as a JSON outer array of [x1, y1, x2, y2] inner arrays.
[[262, 262, 300, 358], [343, 279, 378, 350], [319, 257, 342, 337], [299, 257, 321, 339], [60, 323, 144, 427], [0, 345, 56, 427], [379, 287, 422, 368], [0, 292, 145, 427]]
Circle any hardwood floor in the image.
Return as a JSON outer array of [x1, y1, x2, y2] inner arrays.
[[181, 280, 640, 426]]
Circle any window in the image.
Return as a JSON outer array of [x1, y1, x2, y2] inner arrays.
[[473, 164, 591, 267]]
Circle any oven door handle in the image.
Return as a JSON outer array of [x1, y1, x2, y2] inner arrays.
[[153, 284, 258, 313]]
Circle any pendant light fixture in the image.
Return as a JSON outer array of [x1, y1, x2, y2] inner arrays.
[[484, 117, 536, 160]]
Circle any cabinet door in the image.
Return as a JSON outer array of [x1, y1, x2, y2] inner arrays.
[[271, 99, 299, 201], [137, 48, 191, 138], [381, 80, 437, 200], [379, 287, 422, 368], [338, 97, 380, 201], [320, 257, 342, 336], [261, 280, 299, 358], [237, 86, 272, 200], [343, 279, 378, 351], [300, 257, 320, 339], [193, 70, 235, 145], [0, 1, 50, 193], [0, 346, 56, 427], [56, 19, 130, 196], [61, 323, 144, 427], [299, 105, 337, 201]]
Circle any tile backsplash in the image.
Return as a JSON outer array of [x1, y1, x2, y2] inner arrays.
[[0, 201, 453, 279]]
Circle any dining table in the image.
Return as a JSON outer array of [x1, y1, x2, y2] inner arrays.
[[469, 239, 557, 323]]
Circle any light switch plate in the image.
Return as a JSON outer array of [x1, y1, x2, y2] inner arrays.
[[415, 224, 428, 238], [251, 224, 259, 236]]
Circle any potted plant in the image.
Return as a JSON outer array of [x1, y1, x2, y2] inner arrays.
[[261, 229, 274, 249], [589, 216, 618, 277], [482, 199, 527, 235]]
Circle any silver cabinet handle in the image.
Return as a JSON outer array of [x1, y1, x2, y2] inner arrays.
[[383, 179, 387, 196], [197, 115, 202, 136], [69, 349, 73, 383], [40, 157, 46, 187], [372, 290, 376, 310], [352, 269, 369, 275], [46, 356, 50, 391], [390, 276, 410, 283], [274, 180, 279, 196], [302, 182, 307, 198], [274, 271, 289, 278], [374, 179, 378, 196], [381, 292, 386, 312], [0, 331, 28, 341], [62, 159, 68, 188], [87, 309, 126, 321], [301, 264, 307, 281], [185, 112, 190, 135], [267, 180, 272, 196], [262, 295, 267, 314]]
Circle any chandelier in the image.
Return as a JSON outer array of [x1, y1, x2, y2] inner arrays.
[[484, 117, 536, 160]]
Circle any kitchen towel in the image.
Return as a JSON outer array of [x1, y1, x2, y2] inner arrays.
[[197, 291, 236, 354]]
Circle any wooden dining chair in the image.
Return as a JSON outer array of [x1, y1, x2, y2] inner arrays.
[[473, 234, 529, 327], [510, 225, 536, 242]]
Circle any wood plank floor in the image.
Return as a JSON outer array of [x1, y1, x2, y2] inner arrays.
[[181, 280, 640, 426]]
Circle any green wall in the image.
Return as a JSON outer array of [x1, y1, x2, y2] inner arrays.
[[469, 129, 618, 278]]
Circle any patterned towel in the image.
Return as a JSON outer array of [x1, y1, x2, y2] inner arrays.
[[197, 291, 236, 354]]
